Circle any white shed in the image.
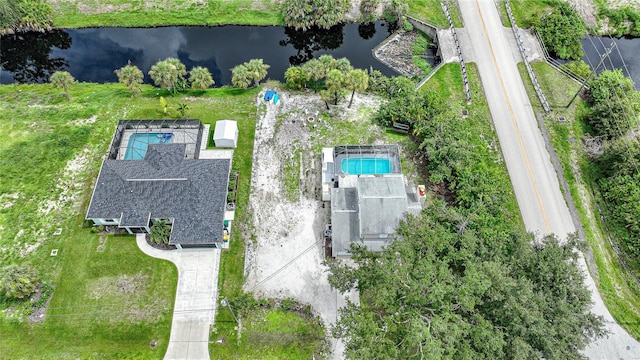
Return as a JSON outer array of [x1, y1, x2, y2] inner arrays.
[[213, 120, 238, 148]]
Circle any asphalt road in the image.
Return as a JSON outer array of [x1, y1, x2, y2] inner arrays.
[[457, 0, 640, 358]]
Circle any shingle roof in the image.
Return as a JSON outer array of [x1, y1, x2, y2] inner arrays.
[[357, 175, 408, 237], [86, 143, 230, 245]]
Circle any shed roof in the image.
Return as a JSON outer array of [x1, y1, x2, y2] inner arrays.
[[213, 120, 238, 140]]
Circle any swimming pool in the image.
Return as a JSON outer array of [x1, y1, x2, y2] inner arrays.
[[124, 133, 173, 160], [341, 157, 391, 174]]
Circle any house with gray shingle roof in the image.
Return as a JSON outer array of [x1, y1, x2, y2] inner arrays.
[[323, 145, 424, 257], [86, 119, 231, 248]]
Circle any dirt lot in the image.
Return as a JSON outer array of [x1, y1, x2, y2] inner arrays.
[[243, 90, 386, 358]]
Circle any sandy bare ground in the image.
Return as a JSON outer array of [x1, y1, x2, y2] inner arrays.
[[244, 90, 382, 358]]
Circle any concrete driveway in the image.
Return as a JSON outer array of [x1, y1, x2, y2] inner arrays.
[[458, 0, 640, 357], [136, 234, 220, 360]]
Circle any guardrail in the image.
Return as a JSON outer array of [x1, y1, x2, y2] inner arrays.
[[505, 0, 550, 112], [533, 30, 586, 85], [442, 1, 471, 104]]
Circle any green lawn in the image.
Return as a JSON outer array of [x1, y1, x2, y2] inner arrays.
[[517, 60, 640, 341], [500, 0, 557, 28], [0, 82, 266, 358], [407, 0, 463, 28], [212, 305, 326, 358], [50, 0, 282, 28]]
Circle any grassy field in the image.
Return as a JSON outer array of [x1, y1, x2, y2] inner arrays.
[[406, 0, 463, 28], [517, 61, 640, 340], [47, 0, 458, 29], [0, 81, 325, 357], [500, 0, 556, 28], [49, 0, 282, 27]]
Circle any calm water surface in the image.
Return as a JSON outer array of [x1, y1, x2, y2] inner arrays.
[[581, 36, 640, 87], [0, 22, 396, 85]]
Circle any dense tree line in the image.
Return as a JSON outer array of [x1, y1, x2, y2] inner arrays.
[[584, 69, 640, 260], [0, 0, 52, 33], [326, 79, 606, 358], [533, 1, 586, 60], [285, 55, 368, 108]]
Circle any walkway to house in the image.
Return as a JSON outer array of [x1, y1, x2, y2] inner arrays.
[[136, 234, 221, 360]]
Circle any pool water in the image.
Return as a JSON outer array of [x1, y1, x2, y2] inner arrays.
[[124, 133, 173, 160], [341, 157, 391, 174]]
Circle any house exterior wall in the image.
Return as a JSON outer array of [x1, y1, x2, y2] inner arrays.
[[92, 218, 120, 226]]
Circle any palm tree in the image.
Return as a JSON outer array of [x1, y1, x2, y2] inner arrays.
[[50, 71, 75, 100], [318, 54, 336, 77], [189, 66, 214, 91], [334, 58, 353, 73], [149, 58, 186, 92], [325, 69, 344, 105], [150, 220, 172, 245], [302, 59, 323, 93], [244, 59, 270, 87], [285, 66, 305, 90], [345, 69, 369, 108], [114, 61, 143, 96], [0, 264, 39, 299], [320, 89, 331, 110], [177, 102, 189, 118], [165, 57, 187, 79], [149, 60, 179, 91], [231, 64, 252, 89]]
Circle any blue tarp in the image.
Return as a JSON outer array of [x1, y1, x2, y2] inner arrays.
[[264, 90, 274, 101]]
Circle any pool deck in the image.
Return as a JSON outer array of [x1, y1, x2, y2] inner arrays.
[[333, 153, 401, 175], [117, 127, 200, 160]]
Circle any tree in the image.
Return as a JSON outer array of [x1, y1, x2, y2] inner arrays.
[[534, 2, 586, 60], [285, 66, 306, 89], [50, 70, 75, 100], [586, 69, 640, 138], [318, 54, 337, 76], [114, 61, 143, 96], [334, 57, 353, 73], [302, 59, 324, 92], [325, 69, 344, 105], [359, 0, 380, 22], [345, 68, 369, 108], [596, 137, 640, 178], [0, 264, 39, 299], [148, 57, 186, 92], [177, 102, 189, 118], [561, 60, 592, 79], [150, 220, 172, 245], [320, 89, 331, 110], [326, 209, 605, 359], [189, 66, 214, 91], [231, 64, 252, 89], [244, 59, 270, 87], [282, 0, 350, 30], [0, 0, 52, 33]]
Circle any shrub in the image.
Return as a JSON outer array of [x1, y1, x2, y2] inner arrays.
[[0, 264, 39, 300], [228, 180, 236, 191]]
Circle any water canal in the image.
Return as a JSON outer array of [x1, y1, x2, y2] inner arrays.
[[0, 22, 397, 85], [581, 35, 640, 87]]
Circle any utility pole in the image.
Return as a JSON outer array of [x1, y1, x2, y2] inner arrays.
[[220, 297, 238, 324], [566, 43, 615, 108]]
